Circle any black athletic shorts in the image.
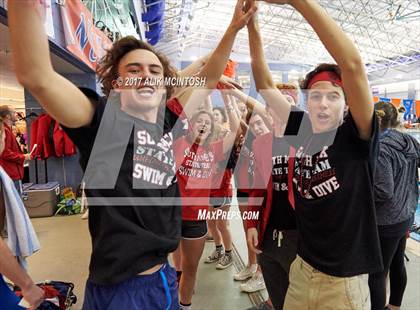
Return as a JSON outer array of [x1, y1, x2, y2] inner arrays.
[[181, 220, 208, 239], [237, 190, 249, 198]]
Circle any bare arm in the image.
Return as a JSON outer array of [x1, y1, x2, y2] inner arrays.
[[247, 3, 292, 125], [177, 53, 211, 78], [203, 96, 214, 113], [225, 87, 266, 117], [289, 0, 373, 139], [171, 54, 212, 99], [0, 239, 44, 309], [178, 0, 257, 117], [221, 95, 241, 153], [8, 1, 94, 128]]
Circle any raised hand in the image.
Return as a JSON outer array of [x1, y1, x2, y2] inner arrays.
[[219, 75, 243, 90], [257, 0, 293, 4], [229, 0, 258, 31]]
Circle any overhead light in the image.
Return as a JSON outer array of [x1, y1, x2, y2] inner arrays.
[[190, 55, 198, 61], [396, 74, 403, 79], [290, 69, 299, 74]]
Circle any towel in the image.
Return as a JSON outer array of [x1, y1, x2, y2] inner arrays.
[[0, 166, 40, 268]]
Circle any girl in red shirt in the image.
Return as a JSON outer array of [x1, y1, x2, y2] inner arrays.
[[173, 101, 239, 309]]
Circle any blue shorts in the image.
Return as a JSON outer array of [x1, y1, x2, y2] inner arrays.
[[0, 275, 24, 310], [82, 263, 178, 310]]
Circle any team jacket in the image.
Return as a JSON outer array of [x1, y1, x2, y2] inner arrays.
[[30, 114, 76, 159], [0, 123, 25, 180]]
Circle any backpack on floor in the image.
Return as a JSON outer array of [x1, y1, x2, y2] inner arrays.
[[14, 281, 77, 310]]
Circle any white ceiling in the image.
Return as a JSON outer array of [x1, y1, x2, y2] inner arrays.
[[156, 0, 420, 81], [1, 1, 418, 93]]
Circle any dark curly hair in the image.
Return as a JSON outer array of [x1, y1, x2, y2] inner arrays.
[[213, 107, 227, 123], [300, 63, 342, 89], [96, 36, 178, 98], [0, 105, 13, 119], [374, 101, 399, 131]]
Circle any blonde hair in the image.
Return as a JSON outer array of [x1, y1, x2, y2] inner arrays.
[[275, 83, 299, 104], [188, 111, 215, 146]]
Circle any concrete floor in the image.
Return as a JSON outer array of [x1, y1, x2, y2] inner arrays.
[[25, 213, 420, 310], [26, 214, 253, 310]]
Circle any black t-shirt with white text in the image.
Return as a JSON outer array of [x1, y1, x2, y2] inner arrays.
[[63, 90, 184, 285], [285, 108, 382, 277], [266, 137, 296, 235]]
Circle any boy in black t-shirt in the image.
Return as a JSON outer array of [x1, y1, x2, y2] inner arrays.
[[247, 1, 382, 309], [8, 1, 257, 309], [246, 84, 299, 310]]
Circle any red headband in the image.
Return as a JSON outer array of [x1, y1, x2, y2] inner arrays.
[[280, 90, 298, 104], [307, 71, 343, 89]]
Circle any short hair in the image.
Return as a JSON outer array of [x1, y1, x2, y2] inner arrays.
[[300, 63, 342, 90], [96, 36, 178, 98], [375, 101, 399, 130], [0, 105, 13, 119]]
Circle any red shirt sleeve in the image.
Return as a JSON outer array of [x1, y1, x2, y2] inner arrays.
[[210, 140, 224, 162], [0, 127, 24, 164], [167, 97, 185, 118]]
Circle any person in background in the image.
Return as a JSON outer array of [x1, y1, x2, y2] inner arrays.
[[397, 106, 406, 128], [369, 101, 420, 310], [0, 106, 30, 196], [223, 86, 271, 293], [246, 83, 299, 310], [0, 119, 44, 310], [173, 104, 239, 310], [205, 96, 236, 270], [249, 0, 382, 308], [213, 107, 229, 133], [9, 0, 256, 308]]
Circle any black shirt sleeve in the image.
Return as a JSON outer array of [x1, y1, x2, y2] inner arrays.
[[335, 111, 379, 178], [61, 88, 105, 170], [165, 97, 187, 140], [337, 111, 379, 157], [284, 106, 313, 148]]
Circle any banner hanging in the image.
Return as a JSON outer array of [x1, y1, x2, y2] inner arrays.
[[60, 0, 112, 70]]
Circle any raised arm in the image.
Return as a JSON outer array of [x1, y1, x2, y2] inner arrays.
[[178, 0, 257, 117], [171, 54, 212, 99], [177, 54, 212, 78], [247, 1, 292, 125], [221, 94, 241, 154], [8, 1, 94, 128], [286, 0, 373, 139], [225, 87, 266, 117], [203, 96, 214, 114]]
